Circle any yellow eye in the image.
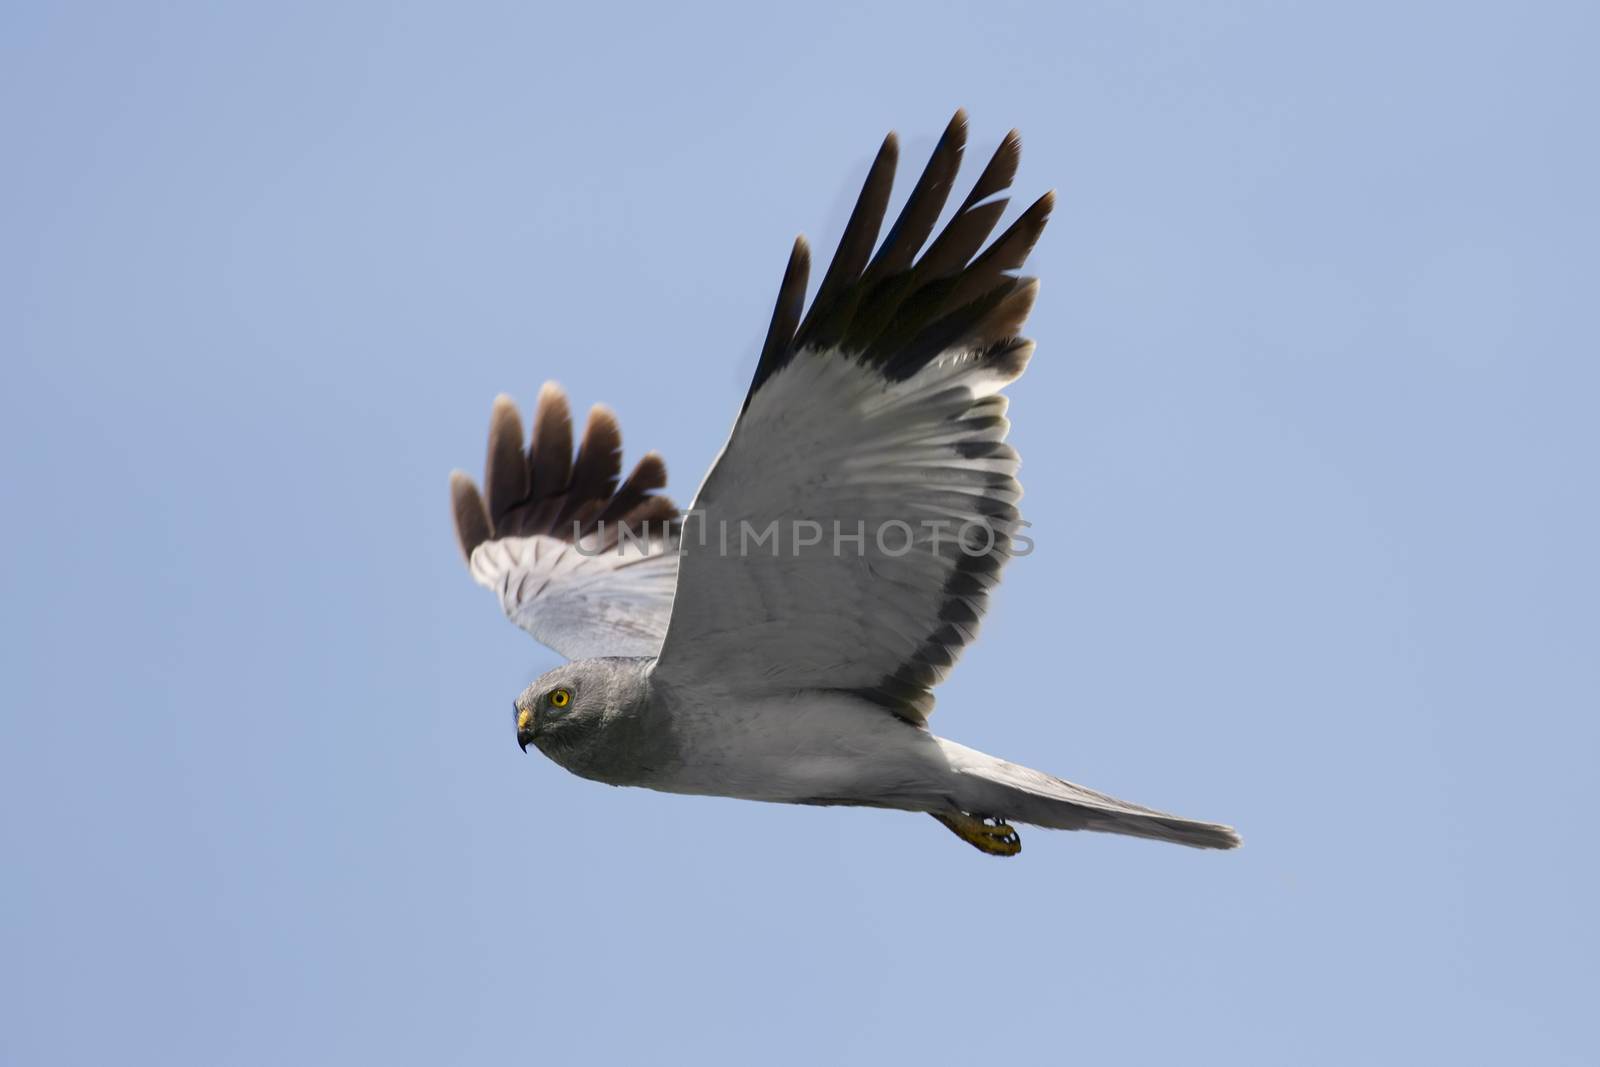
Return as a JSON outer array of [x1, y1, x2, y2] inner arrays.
[[549, 688, 571, 709]]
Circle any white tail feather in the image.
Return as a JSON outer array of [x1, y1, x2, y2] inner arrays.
[[937, 739, 1241, 850]]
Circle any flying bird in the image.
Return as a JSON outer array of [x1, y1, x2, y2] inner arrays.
[[450, 111, 1239, 856]]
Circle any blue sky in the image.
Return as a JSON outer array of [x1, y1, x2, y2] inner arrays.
[[3, 2, 1596, 1063]]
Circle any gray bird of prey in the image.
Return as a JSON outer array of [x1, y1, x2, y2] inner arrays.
[[450, 111, 1238, 856]]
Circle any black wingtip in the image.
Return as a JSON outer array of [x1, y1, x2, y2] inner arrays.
[[456, 387, 675, 549], [528, 383, 575, 503], [484, 395, 529, 525], [750, 236, 813, 404], [450, 470, 492, 563], [796, 133, 901, 347], [742, 113, 1050, 404], [866, 111, 969, 282]]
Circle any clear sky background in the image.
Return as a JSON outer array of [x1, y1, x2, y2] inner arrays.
[[4, 2, 1596, 1063]]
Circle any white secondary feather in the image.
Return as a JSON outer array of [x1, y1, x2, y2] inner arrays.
[[469, 533, 679, 659], [653, 341, 1030, 717]]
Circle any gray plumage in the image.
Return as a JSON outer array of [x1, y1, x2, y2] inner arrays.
[[516, 659, 1237, 851], [457, 111, 1240, 856]]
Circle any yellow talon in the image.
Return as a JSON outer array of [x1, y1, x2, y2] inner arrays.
[[933, 812, 1022, 857]]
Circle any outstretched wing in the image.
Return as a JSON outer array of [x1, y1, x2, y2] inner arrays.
[[654, 111, 1052, 722], [450, 383, 680, 659]]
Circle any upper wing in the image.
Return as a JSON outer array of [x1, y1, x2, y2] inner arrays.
[[450, 383, 680, 659], [654, 111, 1052, 722]]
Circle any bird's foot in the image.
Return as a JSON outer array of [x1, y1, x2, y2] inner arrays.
[[932, 812, 1022, 857]]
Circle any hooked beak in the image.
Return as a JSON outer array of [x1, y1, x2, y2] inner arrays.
[[516, 706, 536, 752]]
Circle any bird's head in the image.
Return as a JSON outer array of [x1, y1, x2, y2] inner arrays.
[[513, 658, 665, 777], [513, 662, 607, 757]]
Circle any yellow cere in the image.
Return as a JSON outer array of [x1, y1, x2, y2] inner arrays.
[[516, 708, 533, 732], [550, 688, 571, 708]]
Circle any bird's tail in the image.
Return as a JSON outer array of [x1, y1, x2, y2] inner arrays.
[[937, 739, 1240, 850]]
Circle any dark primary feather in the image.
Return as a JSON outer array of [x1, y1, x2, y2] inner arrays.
[[862, 111, 967, 280], [451, 383, 678, 564], [528, 383, 575, 510], [793, 133, 899, 350], [746, 111, 1053, 408], [755, 237, 811, 399]]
